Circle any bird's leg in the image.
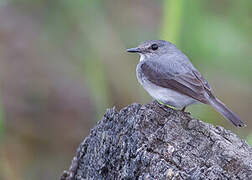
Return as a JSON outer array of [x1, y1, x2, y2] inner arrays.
[[181, 106, 186, 112]]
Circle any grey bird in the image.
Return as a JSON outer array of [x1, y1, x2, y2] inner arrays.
[[127, 40, 245, 127]]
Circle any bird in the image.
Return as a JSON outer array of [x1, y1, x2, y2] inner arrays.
[[127, 40, 245, 127]]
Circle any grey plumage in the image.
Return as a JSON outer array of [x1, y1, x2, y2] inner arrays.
[[127, 40, 245, 127]]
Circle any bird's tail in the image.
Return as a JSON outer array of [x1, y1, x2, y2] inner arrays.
[[209, 97, 245, 127]]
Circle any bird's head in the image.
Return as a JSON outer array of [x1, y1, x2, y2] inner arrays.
[[127, 40, 177, 61]]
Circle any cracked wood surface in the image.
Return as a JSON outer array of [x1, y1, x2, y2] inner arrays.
[[61, 101, 252, 180]]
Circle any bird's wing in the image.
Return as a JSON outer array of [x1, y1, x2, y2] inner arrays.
[[140, 61, 213, 104]]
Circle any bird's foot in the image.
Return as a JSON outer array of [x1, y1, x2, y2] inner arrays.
[[181, 106, 191, 115], [181, 106, 186, 112], [157, 100, 177, 110]]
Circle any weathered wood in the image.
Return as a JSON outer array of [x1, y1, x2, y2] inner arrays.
[[61, 101, 252, 180]]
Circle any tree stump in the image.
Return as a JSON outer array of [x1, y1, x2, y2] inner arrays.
[[61, 101, 252, 180]]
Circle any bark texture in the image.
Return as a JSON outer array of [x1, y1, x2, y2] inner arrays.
[[61, 101, 252, 180]]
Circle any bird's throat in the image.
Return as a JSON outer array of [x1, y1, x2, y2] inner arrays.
[[140, 54, 152, 62]]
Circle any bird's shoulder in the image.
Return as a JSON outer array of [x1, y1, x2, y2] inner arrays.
[[140, 54, 191, 77], [139, 60, 176, 79], [139, 56, 212, 91]]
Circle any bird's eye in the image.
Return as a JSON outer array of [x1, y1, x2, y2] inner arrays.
[[151, 44, 158, 50]]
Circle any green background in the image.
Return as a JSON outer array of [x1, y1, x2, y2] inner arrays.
[[0, 0, 251, 179]]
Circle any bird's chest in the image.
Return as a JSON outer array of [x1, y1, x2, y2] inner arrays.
[[136, 64, 196, 108]]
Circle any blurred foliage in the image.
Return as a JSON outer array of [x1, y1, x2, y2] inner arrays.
[[0, 0, 251, 180], [247, 133, 252, 146], [0, 96, 4, 137], [161, 0, 184, 44]]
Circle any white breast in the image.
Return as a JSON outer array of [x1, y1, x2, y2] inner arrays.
[[136, 63, 197, 108], [142, 82, 197, 108]]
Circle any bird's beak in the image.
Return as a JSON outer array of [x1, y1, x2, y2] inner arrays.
[[126, 47, 141, 53]]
